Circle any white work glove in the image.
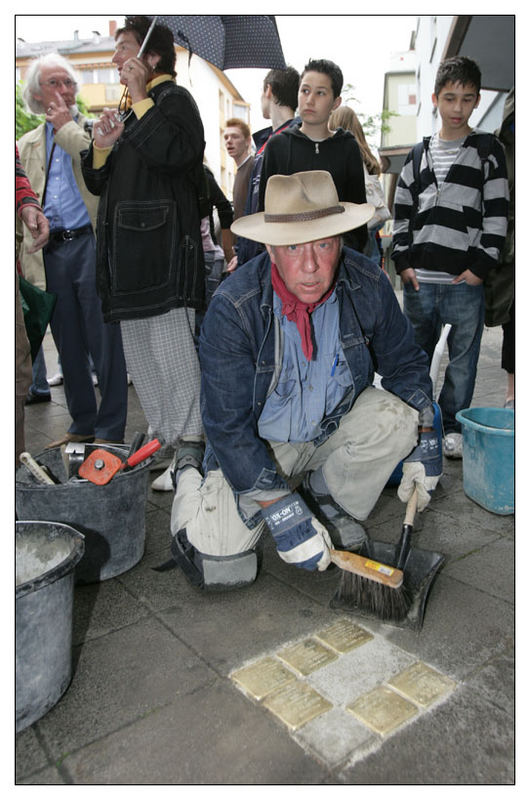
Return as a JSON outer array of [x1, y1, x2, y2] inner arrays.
[[262, 492, 333, 571], [398, 430, 442, 512]]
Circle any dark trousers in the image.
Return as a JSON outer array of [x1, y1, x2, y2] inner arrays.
[[44, 231, 128, 441], [501, 301, 515, 374]]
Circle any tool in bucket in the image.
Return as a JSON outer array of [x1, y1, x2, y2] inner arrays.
[[78, 438, 161, 485], [330, 488, 445, 630], [19, 452, 57, 485]]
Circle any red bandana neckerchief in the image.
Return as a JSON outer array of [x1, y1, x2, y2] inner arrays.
[[270, 263, 335, 361]]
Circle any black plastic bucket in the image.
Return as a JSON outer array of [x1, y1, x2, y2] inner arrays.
[[15, 444, 153, 583], [16, 520, 85, 732]]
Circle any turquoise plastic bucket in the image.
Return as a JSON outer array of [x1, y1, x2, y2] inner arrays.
[[455, 407, 514, 515]]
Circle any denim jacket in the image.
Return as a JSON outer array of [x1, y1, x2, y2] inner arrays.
[[199, 247, 432, 511]]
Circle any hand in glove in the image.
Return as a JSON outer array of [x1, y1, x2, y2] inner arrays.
[[398, 430, 442, 512], [261, 492, 332, 571]]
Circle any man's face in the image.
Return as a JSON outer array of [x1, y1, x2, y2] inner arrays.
[[223, 126, 250, 163], [432, 81, 480, 137], [260, 83, 272, 119], [298, 71, 341, 127], [266, 237, 341, 303], [112, 31, 141, 82], [35, 64, 76, 110]]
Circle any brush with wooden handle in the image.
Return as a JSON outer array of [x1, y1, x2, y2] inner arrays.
[[329, 549, 404, 588]]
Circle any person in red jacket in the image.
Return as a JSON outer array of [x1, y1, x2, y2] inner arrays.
[[15, 146, 50, 464]]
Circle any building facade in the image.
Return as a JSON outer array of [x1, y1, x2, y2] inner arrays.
[[16, 20, 251, 198]]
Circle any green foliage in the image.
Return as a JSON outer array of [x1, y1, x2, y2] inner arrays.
[[16, 82, 43, 139], [341, 83, 398, 148]]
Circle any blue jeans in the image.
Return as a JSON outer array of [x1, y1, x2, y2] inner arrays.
[[403, 281, 485, 434], [29, 345, 50, 396]]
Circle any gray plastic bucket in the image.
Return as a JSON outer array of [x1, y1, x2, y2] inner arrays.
[[15, 444, 153, 583], [16, 520, 85, 732]]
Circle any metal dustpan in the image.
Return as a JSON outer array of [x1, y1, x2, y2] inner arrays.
[[330, 537, 445, 631]]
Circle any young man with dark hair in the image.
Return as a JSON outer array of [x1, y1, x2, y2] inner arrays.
[[258, 58, 367, 253], [392, 56, 509, 458], [237, 65, 300, 266]]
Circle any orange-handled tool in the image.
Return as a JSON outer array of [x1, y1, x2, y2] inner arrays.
[[78, 438, 161, 485]]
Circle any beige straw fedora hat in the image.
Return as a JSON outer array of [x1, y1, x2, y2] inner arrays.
[[231, 170, 375, 246]]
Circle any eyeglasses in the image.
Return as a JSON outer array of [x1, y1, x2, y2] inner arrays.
[[40, 79, 77, 89]]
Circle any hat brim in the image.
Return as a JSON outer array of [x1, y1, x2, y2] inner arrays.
[[231, 202, 375, 246]]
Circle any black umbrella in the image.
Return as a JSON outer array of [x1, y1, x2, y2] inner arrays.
[[145, 15, 286, 70]]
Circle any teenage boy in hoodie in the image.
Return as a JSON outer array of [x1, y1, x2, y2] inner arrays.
[[258, 59, 367, 253], [391, 56, 509, 459]]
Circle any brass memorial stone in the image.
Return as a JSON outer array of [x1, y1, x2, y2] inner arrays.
[[277, 638, 338, 676], [230, 657, 296, 701], [314, 618, 373, 653], [387, 662, 456, 707], [348, 686, 418, 736], [262, 680, 333, 730]]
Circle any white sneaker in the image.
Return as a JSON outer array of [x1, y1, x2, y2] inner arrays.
[[47, 373, 63, 386], [151, 463, 175, 491], [443, 433, 463, 459]]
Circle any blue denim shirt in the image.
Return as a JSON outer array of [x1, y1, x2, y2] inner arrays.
[[199, 247, 432, 505]]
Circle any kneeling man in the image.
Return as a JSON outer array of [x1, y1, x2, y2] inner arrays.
[[170, 170, 441, 589]]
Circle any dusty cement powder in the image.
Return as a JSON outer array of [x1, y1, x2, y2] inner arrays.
[[16, 536, 73, 586]]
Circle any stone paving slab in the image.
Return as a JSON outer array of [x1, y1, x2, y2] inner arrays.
[[15, 727, 49, 782], [59, 681, 330, 785], [338, 684, 514, 784], [442, 536, 515, 602], [383, 573, 514, 678], [72, 578, 152, 645], [463, 641, 514, 719], [35, 615, 217, 758], [158, 572, 341, 675]]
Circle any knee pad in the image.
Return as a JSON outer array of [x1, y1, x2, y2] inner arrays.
[[171, 528, 260, 591]]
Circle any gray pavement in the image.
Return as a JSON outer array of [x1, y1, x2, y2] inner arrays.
[[16, 321, 515, 785]]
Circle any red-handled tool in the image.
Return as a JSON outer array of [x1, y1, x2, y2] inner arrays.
[[78, 439, 161, 485]]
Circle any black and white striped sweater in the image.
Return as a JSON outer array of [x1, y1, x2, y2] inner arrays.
[[391, 130, 509, 280]]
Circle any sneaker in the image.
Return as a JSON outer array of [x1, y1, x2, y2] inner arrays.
[[443, 432, 463, 459], [47, 373, 63, 386], [151, 462, 175, 491]]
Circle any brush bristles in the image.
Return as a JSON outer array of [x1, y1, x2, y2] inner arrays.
[[336, 572, 412, 622]]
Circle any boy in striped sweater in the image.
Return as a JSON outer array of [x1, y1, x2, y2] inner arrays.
[[392, 56, 509, 458]]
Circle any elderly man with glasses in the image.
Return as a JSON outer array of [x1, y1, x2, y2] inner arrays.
[[17, 52, 128, 449]]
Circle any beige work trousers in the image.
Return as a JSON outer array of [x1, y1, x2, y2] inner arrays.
[[171, 386, 418, 557]]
